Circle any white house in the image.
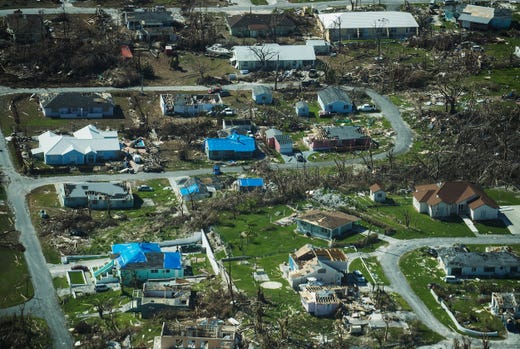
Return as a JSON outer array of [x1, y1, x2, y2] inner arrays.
[[413, 181, 499, 221], [39, 92, 115, 118], [31, 124, 121, 165], [437, 246, 520, 278], [369, 183, 386, 203], [285, 244, 348, 289], [231, 43, 316, 71], [317, 86, 353, 114], [317, 11, 419, 42], [160, 93, 223, 116], [306, 39, 330, 55], [252, 85, 273, 104], [300, 285, 342, 317]]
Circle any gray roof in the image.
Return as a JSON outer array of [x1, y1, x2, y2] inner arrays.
[[265, 128, 282, 139], [322, 126, 367, 140], [40, 92, 114, 110], [252, 85, 272, 96], [318, 11, 419, 30], [62, 182, 129, 199], [233, 44, 316, 63], [295, 101, 309, 109], [438, 247, 520, 268], [274, 134, 293, 145], [458, 13, 491, 24], [318, 86, 351, 106], [306, 39, 328, 46]]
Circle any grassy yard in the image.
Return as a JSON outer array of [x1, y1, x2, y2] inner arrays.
[[352, 195, 474, 239], [485, 188, 520, 206], [68, 271, 86, 285], [349, 257, 390, 285], [0, 249, 34, 307], [400, 248, 514, 336], [53, 276, 69, 289]]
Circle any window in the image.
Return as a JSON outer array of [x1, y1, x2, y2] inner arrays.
[[484, 267, 494, 273], [165, 269, 170, 273], [150, 269, 158, 274]]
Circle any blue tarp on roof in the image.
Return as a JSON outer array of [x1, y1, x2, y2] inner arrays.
[[112, 242, 161, 268], [180, 183, 201, 196], [238, 178, 264, 187], [163, 251, 182, 269], [205, 132, 255, 152]]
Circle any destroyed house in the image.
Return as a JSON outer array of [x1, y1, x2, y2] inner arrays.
[[132, 280, 192, 318], [300, 285, 342, 317], [160, 93, 223, 116], [59, 182, 133, 210], [4, 11, 46, 43], [155, 319, 240, 349], [305, 125, 372, 152]]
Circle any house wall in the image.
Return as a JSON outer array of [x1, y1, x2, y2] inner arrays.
[[412, 197, 428, 213], [236, 58, 314, 72], [325, 26, 416, 41], [296, 220, 353, 240], [158, 336, 234, 349], [317, 97, 352, 114], [470, 205, 498, 221], [301, 297, 340, 317], [370, 190, 386, 203], [295, 105, 310, 116], [445, 265, 519, 278], [121, 268, 184, 286], [252, 92, 273, 104], [174, 103, 215, 116], [275, 140, 293, 154], [206, 148, 254, 161]]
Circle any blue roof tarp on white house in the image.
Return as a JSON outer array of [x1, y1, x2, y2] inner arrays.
[[112, 242, 161, 268], [180, 183, 201, 196], [205, 132, 256, 152], [163, 252, 182, 269], [238, 178, 264, 187]]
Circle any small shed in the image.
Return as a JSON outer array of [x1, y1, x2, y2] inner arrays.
[[274, 134, 293, 154], [265, 128, 283, 148], [369, 183, 386, 203], [234, 177, 265, 192], [252, 85, 273, 105], [295, 101, 310, 117]]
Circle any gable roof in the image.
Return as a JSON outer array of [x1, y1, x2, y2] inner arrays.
[[413, 181, 498, 209], [265, 128, 282, 139], [32, 125, 120, 157], [318, 11, 419, 30], [318, 86, 351, 106], [369, 183, 383, 193], [252, 85, 272, 96], [274, 134, 293, 145], [298, 210, 359, 230], [112, 242, 182, 270], [205, 132, 256, 152], [226, 13, 295, 29]]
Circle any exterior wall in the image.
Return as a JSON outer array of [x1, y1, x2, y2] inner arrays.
[[490, 16, 512, 29], [296, 220, 353, 240], [174, 103, 215, 116], [301, 297, 340, 317], [370, 190, 386, 203], [446, 265, 519, 278], [121, 268, 184, 286], [205, 147, 254, 161], [252, 92, 273, 105], [42, 106, 113, 118], [326, 26, 417, 41], [275, 140, 293, 154], [236, 58, 314, 72], [470, 205, 498, 221], [295, 105, 309, 116], [413, 197, 428, 213], [317, 97, 352, 114]]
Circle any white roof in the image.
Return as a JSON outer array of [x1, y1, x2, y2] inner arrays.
[[232, 44, 316, 62], [33, 124, 120, 156], [318, 11, 419, 30]]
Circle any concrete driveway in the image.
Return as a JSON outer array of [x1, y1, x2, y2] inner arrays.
[[500, 205, 520, 234]]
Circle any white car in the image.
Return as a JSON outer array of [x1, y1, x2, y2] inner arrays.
[[357, 104, 377, 112]]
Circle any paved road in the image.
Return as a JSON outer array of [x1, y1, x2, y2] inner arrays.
[[377, 234, 520, 348]]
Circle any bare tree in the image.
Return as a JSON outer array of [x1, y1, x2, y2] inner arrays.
[[249, 45, 277, 71], [435, 71, 466, 114]]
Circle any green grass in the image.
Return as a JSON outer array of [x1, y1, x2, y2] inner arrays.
[[473, 219, 510, 235], [61, 290, 128, 316], [359, 195, 474, 239], [0, 249, 34, 307], [41, 242, 61, 264], [349, 257, 390, 285], [53, 276, 69, 289], [485, 188, 520, 206], [400, 248, 514, 336], [68, 270, 86, 285]]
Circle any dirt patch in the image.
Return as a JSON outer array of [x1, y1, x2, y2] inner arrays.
[[260, 281, 282, 289]]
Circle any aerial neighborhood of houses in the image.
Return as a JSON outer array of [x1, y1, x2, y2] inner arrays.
[[0, 1, 519, 349]]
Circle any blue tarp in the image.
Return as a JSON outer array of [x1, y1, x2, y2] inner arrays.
[[180, 183, 201, 196], [238, 178, 264, 187], [163, 251, 182, 269], [205, 132, 255, 152], [112, 242, 161, 268]]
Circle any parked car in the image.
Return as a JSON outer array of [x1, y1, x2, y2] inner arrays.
[[296, 154, 306, 163], [353, 270, 366, 283], [357, 104, 378, 112], [137, 185, 154, 192], [223, 107, 236, 116], [95, 284, 110, 292]]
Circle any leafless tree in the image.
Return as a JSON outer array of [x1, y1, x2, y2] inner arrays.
[[249, 45, 277, 71]]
